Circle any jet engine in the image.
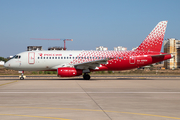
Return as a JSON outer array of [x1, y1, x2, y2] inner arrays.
[[57, 67, 82, 77]]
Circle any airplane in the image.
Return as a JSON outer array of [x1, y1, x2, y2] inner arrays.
[[4, 21, 173, 80]]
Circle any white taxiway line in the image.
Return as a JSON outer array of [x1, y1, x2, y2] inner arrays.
[[0, 92, 180, 94]]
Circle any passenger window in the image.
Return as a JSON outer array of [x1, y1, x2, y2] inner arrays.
[[49, 57, 51, 59], [67, 57, 68, 59], [64, 57, 66, 59], [46, 57, 48, 59], [44, 57, 45, 59], [55, 57, 57, 59], [61, 57, 63, 59], [38, 57, 40, 59]]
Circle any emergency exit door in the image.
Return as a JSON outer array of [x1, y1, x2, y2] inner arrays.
[[28, 52, 35, 64]]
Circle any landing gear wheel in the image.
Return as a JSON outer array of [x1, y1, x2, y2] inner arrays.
[[83, 73, 91, 80], [20, 77, 24, 80]]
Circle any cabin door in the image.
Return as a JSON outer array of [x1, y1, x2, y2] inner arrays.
[[28, 52, 35, 64]]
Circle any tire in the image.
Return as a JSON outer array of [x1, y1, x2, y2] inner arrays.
[[20, 77, 24, 80], [83, 74, 91, 80]]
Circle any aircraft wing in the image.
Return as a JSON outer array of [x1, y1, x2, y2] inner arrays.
[[50, 58, 111, 70], [73, 58, 111, 70]]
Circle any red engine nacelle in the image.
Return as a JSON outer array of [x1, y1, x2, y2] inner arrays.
[[57, 67, 83, 77]]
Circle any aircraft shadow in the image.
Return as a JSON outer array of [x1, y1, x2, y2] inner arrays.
[[1, 77, 153, 81]]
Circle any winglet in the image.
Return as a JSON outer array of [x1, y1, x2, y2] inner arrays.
[[135, 21, 168, 52]]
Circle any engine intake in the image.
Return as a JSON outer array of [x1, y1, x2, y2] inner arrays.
[[57, 67, 82, 77]]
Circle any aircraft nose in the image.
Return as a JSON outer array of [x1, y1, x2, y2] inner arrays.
[[4, 62, 7, 68], [4, 62, 10, 68]]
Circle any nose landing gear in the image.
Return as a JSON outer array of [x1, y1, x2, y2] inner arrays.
[[19, 71, 25, 80], [20, 76, 24, 80]]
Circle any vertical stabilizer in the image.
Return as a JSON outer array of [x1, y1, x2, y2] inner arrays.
[[135, 21, 167, 52]]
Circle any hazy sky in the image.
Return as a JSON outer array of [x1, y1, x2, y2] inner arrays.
[[1, 0, 180, 57]]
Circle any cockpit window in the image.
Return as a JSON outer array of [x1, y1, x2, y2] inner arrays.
[[12, 55, 21, 59]]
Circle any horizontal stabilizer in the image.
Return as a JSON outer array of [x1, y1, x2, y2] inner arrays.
[[151, 53, 171, 57]]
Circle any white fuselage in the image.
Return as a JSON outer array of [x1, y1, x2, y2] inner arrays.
[[5, 50, 84, 71]]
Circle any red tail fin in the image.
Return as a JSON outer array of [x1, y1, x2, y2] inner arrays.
[[135, 21, 167, 52]]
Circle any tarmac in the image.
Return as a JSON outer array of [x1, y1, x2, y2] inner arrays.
[[0, 76, 180, 120]]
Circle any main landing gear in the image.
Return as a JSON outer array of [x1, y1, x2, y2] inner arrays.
[[83, 73, 91, 80]]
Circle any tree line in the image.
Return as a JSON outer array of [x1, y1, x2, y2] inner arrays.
[[0, 57, 8, 62]]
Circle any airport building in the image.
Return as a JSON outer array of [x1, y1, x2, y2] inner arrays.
[[96, 46, 108, 51], [96, 46, 128, 51], [48, 47, 64, 50], [27, 46, 64, 51], [27, 46, 42, 51], [0, 61, 4, 65], [164, 38, 180, 69], [114, 46, 127, 51]]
